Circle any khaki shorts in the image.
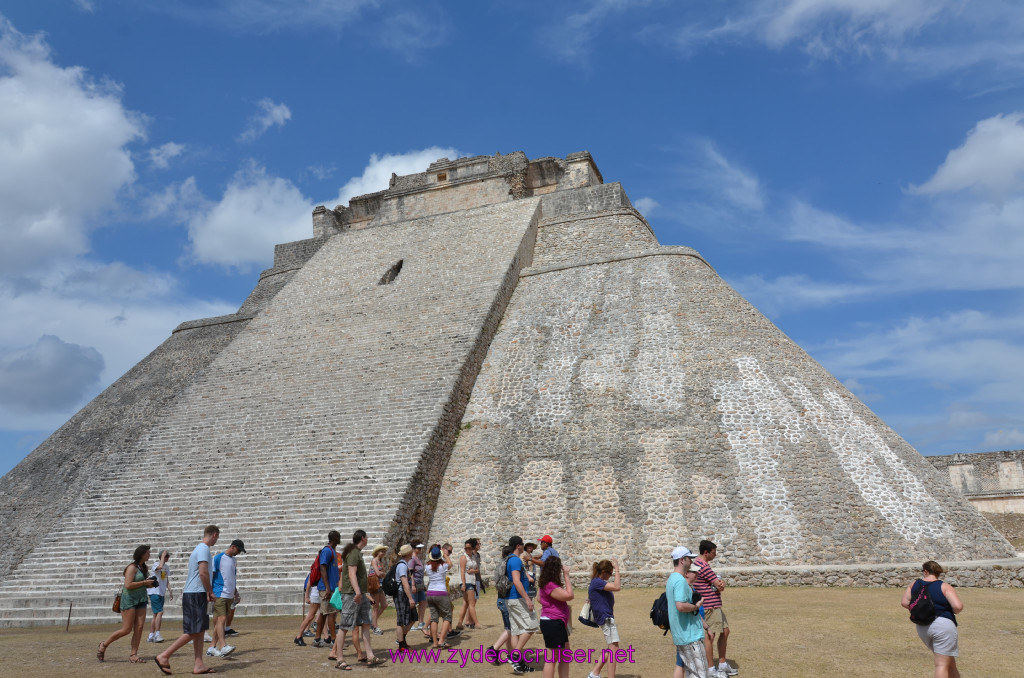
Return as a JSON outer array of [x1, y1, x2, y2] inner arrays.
[[320, 598, 336, 615], [506, 597, 539, 636], [601, 617, 620, 644], [704, 606, 728, 635], [212, 597, 231, 618]]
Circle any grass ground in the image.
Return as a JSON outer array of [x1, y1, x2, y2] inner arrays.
[[2, 587, 1022, 677]]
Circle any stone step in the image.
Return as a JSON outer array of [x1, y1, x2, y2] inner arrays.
[[0, 602, 304, 628]]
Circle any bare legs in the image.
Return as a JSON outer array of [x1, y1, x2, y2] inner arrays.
[[100, 607, 146, 661], [934, 654, 960, 678], [457, 587, 479, 628], [156, 631, 208, 674]]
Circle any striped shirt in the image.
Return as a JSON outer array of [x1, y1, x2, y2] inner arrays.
[[692, 558, 723, 609]]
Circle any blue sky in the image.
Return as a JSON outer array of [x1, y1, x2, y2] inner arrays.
[[2, 1, 1024, 476]]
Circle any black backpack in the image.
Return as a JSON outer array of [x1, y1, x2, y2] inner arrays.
[[908, 580, 937, 626], [650, 592, 670, 635], [381, 562, 400, 597]]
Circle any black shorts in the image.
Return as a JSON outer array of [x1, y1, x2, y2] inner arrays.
[[181, 592, 210, 635], [539, 618, 568, 650]]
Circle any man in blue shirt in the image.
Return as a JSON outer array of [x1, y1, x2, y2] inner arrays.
[[156, 525, 219, 676], [506, 536, 539, 675], [314, 530, 341, 648], [529, 535, 559, 568], [666, 546, 708, 678]]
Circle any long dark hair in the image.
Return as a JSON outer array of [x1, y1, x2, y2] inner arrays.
[[537, 556, 563, 590], [126, 544, 151, 578], [340, 529, 367, 561]]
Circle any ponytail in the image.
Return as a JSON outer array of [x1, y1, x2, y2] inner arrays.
[[591, 559, 612, 579]]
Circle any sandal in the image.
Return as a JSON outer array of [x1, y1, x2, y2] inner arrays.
[[335, 661, 353, 671], [96, 642, 106, 661], [192, 669, 217, 675], [435, 642, 451, 650], [328, 656, 338, 662], [130, 654, 147, 663], [156, 657, 173, 675], [367, 656, 387, 666]]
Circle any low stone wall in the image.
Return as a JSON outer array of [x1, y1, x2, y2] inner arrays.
[[592, 559, 1024, 589]]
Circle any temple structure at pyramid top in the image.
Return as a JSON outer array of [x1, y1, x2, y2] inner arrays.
[[0, 150, 1019, 627]]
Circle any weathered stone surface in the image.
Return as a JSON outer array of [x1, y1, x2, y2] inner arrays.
[[0, 151, 1015, 628], [928, 449, 1024, 513]]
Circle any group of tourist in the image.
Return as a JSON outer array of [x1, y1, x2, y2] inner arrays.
[[95, 525, 962, 678], [97, 525, 245, 675]]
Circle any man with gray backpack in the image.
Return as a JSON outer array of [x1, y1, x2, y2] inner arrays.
[[503, 536, 539, 674]]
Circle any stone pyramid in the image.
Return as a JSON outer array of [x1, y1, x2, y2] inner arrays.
[[0, 151, 1015, 627]]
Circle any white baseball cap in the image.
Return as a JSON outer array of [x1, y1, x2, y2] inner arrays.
[[671, 546, 695, 560]]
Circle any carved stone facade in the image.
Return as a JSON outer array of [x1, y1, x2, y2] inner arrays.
[[928, 450, 1024, 514]]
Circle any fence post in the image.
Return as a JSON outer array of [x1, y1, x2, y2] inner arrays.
[[66, 601, 73, 631]]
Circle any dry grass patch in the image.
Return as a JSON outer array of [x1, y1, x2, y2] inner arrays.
[[2, 587, 1022, 677]]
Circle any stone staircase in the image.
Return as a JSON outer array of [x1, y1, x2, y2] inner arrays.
[[0, 197, 542, 627], [0, 446, 395, 626]]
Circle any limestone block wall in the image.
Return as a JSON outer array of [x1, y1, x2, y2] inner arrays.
[[430, 251, 1015, 571], [532, 183, 658, 269], [0, 197, 543, 626], [928, 450, 1024, 514]]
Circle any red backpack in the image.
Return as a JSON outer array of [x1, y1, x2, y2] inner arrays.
[[309, 547, 328, 587]]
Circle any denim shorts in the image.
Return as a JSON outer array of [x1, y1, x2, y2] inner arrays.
[[149, 594, 165, 614]]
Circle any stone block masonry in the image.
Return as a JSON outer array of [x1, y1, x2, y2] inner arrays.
[[0, 196, 542, 627], [928, 450, 1024, 514], [1, 150, 1018, 627]]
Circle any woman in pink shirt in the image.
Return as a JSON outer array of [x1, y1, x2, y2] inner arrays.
[[537, 556, 574, 678]]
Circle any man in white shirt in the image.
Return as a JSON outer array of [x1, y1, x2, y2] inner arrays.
[[156, 525, 219, 676], [147, 550, 173, 643], [208, 539, 246, 658]]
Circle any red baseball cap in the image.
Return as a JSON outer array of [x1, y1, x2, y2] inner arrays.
[[540, 535, 553, 544]]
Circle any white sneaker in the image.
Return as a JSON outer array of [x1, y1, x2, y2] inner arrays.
[[588, 673, 601, 678], [206, 647, 223, 657], [147, 633, 155, 643], [153, 631, 164, 642], [706, 670, 723, 678], [220, 645, 235, 656], [718, 664, 738, 676], [204, 633, 213, 642]]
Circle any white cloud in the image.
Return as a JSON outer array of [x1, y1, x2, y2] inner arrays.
[[148, 141, 185, 168], [0, 335, 104, 413], [331, 146, 461, 206], [152, 0, 377, 32], [731, 273, 872, 315], [0, 280, 235, 430], [982, 428, 1024, 449], [0, 18, 145, 275], [541, 1, 1024, 78], [186, 161, 310, 269], [633, 197, 659, 215], [909, 112, 1024, 201], [239, 98, 291, 142], [540, 0, 641, 64], [72, 0, 95, 12], [697, 140, 765, 212]]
